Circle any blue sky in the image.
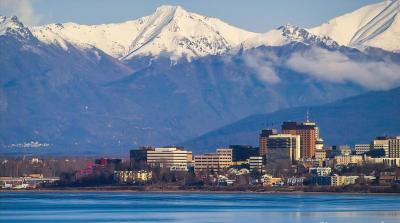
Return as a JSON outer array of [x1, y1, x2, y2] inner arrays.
[[1, 0, 381, 31]]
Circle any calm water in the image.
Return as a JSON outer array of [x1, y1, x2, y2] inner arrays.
[[1, 192, 400, 223]]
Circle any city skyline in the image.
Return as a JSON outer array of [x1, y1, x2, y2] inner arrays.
[[1, 1, 399, 222]]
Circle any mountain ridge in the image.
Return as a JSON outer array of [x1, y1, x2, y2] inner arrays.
[[182, 86, 400, 152], [0, 2, 399, 155], [9, 0, 397, 61]]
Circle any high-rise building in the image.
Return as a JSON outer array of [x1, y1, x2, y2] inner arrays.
[[147, 147, 192, 171], [281, 121, 317, 159], [266, 134, 300, 168], [194, 148, 232, 172], [389, 136, 400, 158], [371, 136, 390, 157], [259, 129, 276, 156]]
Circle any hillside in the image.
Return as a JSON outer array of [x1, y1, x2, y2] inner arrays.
[[0, 2, 399, 155], [182, 87, 400, 152]]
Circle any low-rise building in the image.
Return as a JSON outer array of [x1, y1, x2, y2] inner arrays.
[[249, 156, 264, 172], [261, 174, 283, 187], [331, 175, 359, 187], [286, 177, 305, 186], [217, 175, 235, 186], [334, 155, 363, 166], [298, 158, 323, 168], [310, 176, 331, 186], [309, 167, 331, 176], [114, 170, 152, 184], [147, 147, 192, 171], [194, 148, 232, 173], [355, 144, 370, 155], [0, 176, 59, 189], [364, 157, 400, 167], [315, 150, 327, 160], [378, 172, 397, 185]]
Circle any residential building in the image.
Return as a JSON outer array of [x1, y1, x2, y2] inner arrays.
[[378, 172, 397, 185], [389, 136, 400, 158], [331, 175, 359, 187], [315, 150, 327, 160], [286, 177, 305, 186], [114, 170, 152, 184], [217, 175, 235, 186], [194, 148, 232, 172], [249, 156, 264, 172], [266, 134, 300, 168], [298, 158, 323, 168], [30, 158, 42, 165], [310, 176, 331, 186], [281, 121, 317, 159], [0, 176, 59, 189], [147, 147, 192, 171], [364, 157, 400, 167], [261, 174, 283, 187], [355, 144, 370, 155], [334, 155, 363, 166], [259, 129, 276, 156], [309, 167, 332, 176]]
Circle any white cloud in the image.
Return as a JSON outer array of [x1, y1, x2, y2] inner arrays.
[[285, 47, 400, 90], [0, 0, 41, 25], [243, 50, 280, 84]]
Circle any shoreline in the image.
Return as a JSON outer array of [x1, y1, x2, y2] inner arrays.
[[2, 188, 400, 195]]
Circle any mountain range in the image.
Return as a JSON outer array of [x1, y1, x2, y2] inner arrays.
[[1, 1, 399, 155]]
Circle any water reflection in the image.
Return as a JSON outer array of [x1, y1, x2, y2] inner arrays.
[[0, 192, 399, 223]]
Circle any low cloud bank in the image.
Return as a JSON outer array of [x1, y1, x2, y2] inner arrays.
[[0, 0, 41, 25], [242, 50, 281, 84], [285, 47, 400, 90]]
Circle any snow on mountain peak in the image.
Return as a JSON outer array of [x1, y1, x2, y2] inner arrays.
[[309, 0, 400, 52], [238, 24, 339, 51], [31, 5, 257, 61], [121, 4, 257, 60], [0, 15, 35, 42], [31, 18, 147, 57], [8, 1, 399, 61]]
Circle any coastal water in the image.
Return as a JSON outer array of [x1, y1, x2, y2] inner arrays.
[[1, 192, 400, 223]]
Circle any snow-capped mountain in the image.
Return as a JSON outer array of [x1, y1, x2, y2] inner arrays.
[[30, 19, 147, 58], [309, 0, 400, 52], [1, 2, 400, 155], [239, 24, 339, 50], [0, 16, 36, 43], [28, 2, 400, 61], [31, 5, 257, 60]]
